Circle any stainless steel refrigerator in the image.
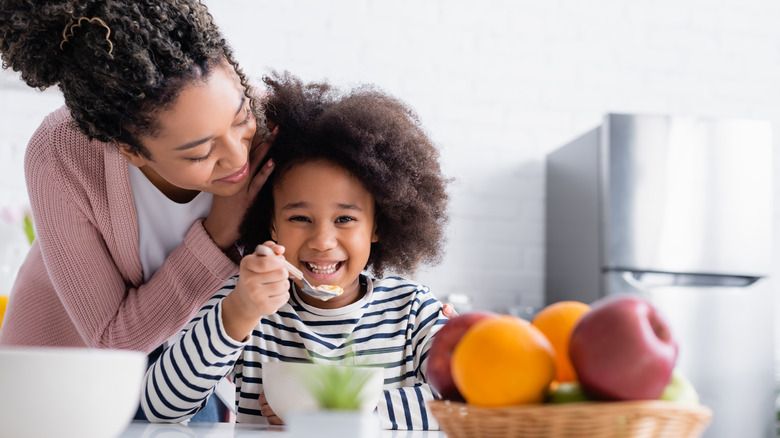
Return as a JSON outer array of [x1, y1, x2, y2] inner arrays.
[[545, 113, 774, 438]]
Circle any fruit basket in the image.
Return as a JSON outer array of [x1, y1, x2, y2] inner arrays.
[[428, 400, 713, 438]]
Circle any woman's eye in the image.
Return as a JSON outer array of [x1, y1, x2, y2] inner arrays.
[[234, 107, 251, 127], [187, 150, 212, 162]]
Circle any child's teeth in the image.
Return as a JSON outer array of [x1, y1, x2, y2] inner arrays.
[[307, 262, 338, 275]]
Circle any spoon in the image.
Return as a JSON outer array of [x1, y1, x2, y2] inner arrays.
[[254, 245, 343, 301], [283, 259, 343, 301]]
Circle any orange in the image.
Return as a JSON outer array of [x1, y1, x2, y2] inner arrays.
[[451, 315, 556, 407], [531, 301, 591, 383], [0, 295, 7, 331]]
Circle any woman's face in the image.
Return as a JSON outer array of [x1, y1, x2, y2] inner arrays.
[[270, 159, 379, 308], [119, 62, 256, 199]]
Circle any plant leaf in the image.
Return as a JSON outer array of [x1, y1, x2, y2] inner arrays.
[[298, 364, 374, 410], [23, 214, 35, 245]]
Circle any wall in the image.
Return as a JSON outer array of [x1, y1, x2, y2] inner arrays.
[[1, 0, 779, 316]]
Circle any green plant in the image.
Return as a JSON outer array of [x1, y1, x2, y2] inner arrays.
[[298, 365, 374, 411], [23, 212, 35, 245]]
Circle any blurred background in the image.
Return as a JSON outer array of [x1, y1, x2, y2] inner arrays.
[[1, 0, 778, 329]]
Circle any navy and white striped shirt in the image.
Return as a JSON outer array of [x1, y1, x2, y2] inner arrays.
[[141, 274, 448, 430]]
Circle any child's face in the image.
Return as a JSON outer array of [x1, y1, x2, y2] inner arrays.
[[271, 159, 378, 308]]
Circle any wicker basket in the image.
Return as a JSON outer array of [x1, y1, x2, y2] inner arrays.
[[428, 400, 713, 438]]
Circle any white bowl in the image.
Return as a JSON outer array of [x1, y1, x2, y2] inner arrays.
[[0, 347, 147, 438], [262, 362, 385, 422]]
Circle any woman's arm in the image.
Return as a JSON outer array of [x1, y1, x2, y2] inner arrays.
[[22, 110, 272, 352], [30, 154, 236, 351]]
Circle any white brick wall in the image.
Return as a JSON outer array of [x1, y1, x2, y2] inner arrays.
[[2, 0, 780, 315]]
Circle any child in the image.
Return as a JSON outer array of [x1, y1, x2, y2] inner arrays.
[[140, 72, 451, 430]]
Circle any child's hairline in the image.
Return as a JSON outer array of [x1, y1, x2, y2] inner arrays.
[[269, 156, 379, 217]]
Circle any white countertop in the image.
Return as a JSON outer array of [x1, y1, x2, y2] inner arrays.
[[118, 421, 447, 438]]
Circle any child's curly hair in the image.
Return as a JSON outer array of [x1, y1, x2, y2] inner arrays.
[[239, 72, 450, 277], [0, 0, 261, 158]]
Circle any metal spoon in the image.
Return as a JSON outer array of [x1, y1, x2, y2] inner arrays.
[[283, 259, 343, 301], [254, 245, 342, 301]]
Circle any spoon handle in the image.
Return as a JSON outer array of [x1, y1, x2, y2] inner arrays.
[[283, 260, 304, 281], [254, 244, 304, 280]]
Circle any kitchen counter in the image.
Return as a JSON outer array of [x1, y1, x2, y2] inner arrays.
[[118, 421, 447, 438]]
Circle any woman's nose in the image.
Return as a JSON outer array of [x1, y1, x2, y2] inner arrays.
[[217, 132, 248, 169]]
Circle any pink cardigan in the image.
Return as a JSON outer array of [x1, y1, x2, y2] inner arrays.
[[0, 106, 239, 353]]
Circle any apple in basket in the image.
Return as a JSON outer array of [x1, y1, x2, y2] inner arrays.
[[426, 311, 497, 401], [661, 368, 700, 405], [569, 295, 678, 400]]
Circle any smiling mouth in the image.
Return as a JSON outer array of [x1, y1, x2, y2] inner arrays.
[[216, 162, 249, 184], [305, 261, 343, 275]]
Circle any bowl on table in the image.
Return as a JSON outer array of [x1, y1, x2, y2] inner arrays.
[[262, 361, 385, 423], [0, 347, 147, 438]]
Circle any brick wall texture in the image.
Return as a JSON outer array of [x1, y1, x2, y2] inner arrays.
[[1, 0, 779, 314]]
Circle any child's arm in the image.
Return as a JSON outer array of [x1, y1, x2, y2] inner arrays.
[[376, 290, 449, 430], [141, 242, 291, 422], [140, 283, 246, 422]]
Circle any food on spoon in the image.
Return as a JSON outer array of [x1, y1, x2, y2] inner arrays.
[[315, 284, 343, 296]]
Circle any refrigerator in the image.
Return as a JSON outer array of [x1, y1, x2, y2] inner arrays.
[[545, 113, 775, 438]]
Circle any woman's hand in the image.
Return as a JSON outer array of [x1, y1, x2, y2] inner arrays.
[[203, 125, 278, 250], [258, 392, 284, 425], [220, 241, 290, 341]]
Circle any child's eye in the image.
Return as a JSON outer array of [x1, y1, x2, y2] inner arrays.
[[335, 216, 356, 224], [289, 216, 311, 223]]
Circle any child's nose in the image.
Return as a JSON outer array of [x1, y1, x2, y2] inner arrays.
[[308, 224, 338, 251]]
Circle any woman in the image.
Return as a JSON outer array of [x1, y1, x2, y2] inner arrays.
[[0, 0, 273, 353]]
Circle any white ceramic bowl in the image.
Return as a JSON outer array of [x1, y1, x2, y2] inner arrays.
[[0, 347, 147, 438], [262, 361, 385, 422]]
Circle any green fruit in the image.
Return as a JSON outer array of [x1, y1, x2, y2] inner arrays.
[[548, 382, 591, 404], [660, 368, 699, 404]]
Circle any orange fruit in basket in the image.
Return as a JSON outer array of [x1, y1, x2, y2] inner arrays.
[[451, 315, 556, 407], [0, 295, 7, 330], [531, 300, 590, 383]]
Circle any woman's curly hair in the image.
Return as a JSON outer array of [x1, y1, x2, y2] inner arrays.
[[239, 72, 450, 277], [0, 0, 261, 158]]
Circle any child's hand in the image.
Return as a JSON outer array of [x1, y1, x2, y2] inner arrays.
[[258, 392, 284, 425], [443, 303, 459, 319], [221, 241, 291, 341]]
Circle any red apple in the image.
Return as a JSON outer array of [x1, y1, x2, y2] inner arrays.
[[426, 311, 497, 401], [568, 295, 677, 401]]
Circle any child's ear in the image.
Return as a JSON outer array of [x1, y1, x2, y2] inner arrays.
[[115, 142, 147, 167], [371, 222, 379, 243], [270, 220, 278, 242]]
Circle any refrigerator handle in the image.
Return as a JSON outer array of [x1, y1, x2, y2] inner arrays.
[[619, 270, 760, 290]]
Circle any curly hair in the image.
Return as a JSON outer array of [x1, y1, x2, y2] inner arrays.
[[239, 72, 450, 277], [0, 0, 262, 158]]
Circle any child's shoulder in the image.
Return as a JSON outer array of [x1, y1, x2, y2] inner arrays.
[[369, 275, 428, 292], [368, 275, 438, 302], [222, 274, 240, 289]]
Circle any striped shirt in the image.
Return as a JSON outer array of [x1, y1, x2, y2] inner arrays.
[[141, 274, 448, 430]]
